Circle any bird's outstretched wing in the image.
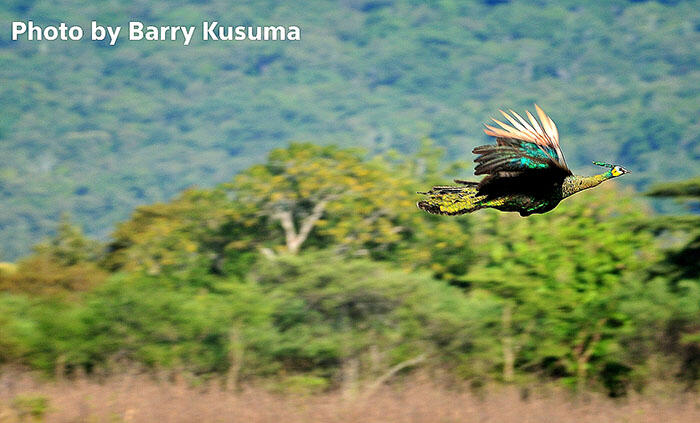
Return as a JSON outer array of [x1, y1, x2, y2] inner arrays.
[[418, 106, 573, 215], [477, 105, 571, 175]]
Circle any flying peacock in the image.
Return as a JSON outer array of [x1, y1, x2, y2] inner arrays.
[[418, 105, 629, 217]]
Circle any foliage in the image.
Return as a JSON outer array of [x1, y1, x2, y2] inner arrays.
[[11, 394, 49, 422], [645, 179, 700, 281], [1, 0, 700, 258], [0, 254, 497, 386], [647, 178, 700, 199], [228, 142, 426, 258], [105, 188, 259, 276], [108, 143, 475, 276], [0, 218, 106, 297], [462, 184, 658, 389], [250, 252, 497, 384], [0, 272, 277, 376], [76, 272, 278, 376], [0, 144, 698, 396], [643, 178, 700, 388]]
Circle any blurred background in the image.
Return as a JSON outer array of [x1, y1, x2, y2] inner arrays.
[[0, 0, 699, 421]]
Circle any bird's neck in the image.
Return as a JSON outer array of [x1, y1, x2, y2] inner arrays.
[[562, 171, 613, 198]]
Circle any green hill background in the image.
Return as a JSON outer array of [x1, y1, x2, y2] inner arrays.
[[1, 0, 699, 258]]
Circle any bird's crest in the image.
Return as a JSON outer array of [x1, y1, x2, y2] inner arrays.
[[593, 161, 630, 176], [483, 105, 568, 170]]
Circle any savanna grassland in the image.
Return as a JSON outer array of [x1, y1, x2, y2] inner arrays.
[[2, 372, 700, 423]]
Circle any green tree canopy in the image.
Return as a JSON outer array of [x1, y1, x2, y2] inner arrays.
[[463, 184, 657, 391], [0, 217, 106, 297]]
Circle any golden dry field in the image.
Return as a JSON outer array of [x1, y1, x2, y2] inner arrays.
[[1, 371, 698, 423]]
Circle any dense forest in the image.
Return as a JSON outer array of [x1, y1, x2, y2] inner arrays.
[[0, 0, 699, 406], [1, 142, 699, 397], [1, 0, 700, 258]]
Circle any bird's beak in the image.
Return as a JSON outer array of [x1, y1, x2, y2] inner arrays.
[[621, 167, 631, 174]]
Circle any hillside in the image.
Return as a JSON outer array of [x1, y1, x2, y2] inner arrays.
[[1, 0, 699, 258]]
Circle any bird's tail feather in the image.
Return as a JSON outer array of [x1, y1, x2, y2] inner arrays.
[[417, 181, 486, 215]]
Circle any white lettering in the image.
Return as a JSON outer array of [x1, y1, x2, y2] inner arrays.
[[68, 25, 82, 40], [91, 21, 105, 40], [234, 26, 246, 41], [145, 26, 158, 41], [129, 21, 144, 41], [287, 26, 300, 41], [181, 26, 195, 46], [11, 21, 84, 41], [247, 27, 261, 41], [44, 26, 58, 40], [264, 26, 285, 41], [106, 25, 120, 46], [28, 21, 41, 40], [203, 21, 218, 40], [12, 22, 26, 40]]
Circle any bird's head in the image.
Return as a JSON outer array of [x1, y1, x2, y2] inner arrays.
[[593, 161, 630, 178]]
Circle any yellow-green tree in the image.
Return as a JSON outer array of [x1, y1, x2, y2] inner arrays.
[[105, 142, 477, 280], [228, 143, 425, 258], [105, 188, 260, 276], [0, 217, 106, 297]]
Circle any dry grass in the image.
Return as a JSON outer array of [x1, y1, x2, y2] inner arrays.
[[0, 370, 699, 423]]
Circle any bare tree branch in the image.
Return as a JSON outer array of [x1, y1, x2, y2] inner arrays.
[[273, 210, 298, 253], [272, 198, 330, 254], [362, 353, 427, 398], [258, 247, 277, 259], [295, 199, 328, 249]]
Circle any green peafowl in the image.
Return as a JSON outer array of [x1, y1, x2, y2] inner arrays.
[[418, 105, 630, 217]]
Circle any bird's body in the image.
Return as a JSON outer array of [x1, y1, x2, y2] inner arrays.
[[418, 106, 629, 216]]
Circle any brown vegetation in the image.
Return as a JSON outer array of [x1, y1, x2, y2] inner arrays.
[[1, 371, 698, 423]]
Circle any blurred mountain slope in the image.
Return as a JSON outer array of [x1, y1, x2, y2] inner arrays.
[[1, 0, 699, 258]]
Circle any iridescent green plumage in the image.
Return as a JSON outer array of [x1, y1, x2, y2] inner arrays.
[[418, 106, 630, 217]]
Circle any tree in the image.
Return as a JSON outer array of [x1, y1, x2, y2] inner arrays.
[[228, 143, 424, 258], [463, 184, 657, 391], [249, 252, 498, 391], [0, 217, 106, 297], [105, 188, 260, 276], [75, 272, 277, 377], [645, 178, 700, 388], [102, 142, 476, 279], [646, 178, 700, 282], [34, 215, 104, 266]]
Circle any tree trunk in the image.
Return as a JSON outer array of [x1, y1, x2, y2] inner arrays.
[[573, 318, 606, 392], [576, 354, 588, 393], [274, 199, 328, 254], [502, 302, 515, 383], [341, 357, 360, 400], [226, 327, 244, 391]]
